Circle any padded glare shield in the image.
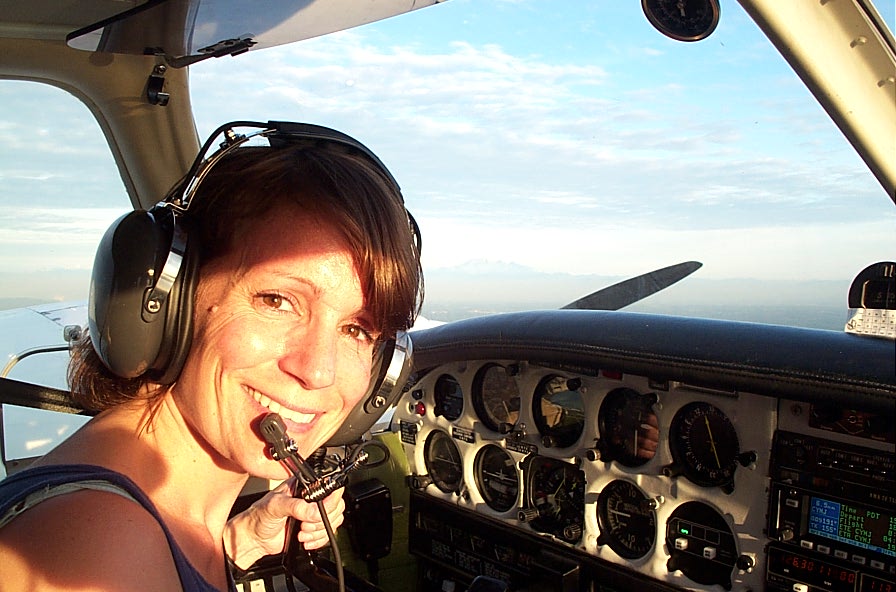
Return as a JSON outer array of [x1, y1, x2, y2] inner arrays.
[[89, 205, 196, 383]]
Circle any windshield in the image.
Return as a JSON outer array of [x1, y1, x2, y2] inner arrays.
[[187, 0, 895, 330], [1, 0, 894, 334]]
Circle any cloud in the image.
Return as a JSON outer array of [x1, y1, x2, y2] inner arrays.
[[0, 1, 890, 307], [187, 23, 894, 284]]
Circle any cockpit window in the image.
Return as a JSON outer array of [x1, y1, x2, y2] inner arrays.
[[189, 2, 895, 331], [0, 82, 122, 470], [0, 81, 128, 315]]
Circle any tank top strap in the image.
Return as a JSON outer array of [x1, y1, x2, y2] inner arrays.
[[0, 464, 233, 591]]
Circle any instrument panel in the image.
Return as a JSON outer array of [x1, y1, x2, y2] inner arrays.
[[391, 310, 896, 592], [395, 360, 777, 591]]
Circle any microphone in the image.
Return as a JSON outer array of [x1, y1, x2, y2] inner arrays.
[[259, 413, 318, 484]]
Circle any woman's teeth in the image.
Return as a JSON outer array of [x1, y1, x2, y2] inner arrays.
[[252, 390, 314, 424]]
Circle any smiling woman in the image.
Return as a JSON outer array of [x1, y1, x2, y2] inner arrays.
[[0, 122, 423, 591]]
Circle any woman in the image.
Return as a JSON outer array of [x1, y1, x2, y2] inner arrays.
[[0, 122, 423, 591]]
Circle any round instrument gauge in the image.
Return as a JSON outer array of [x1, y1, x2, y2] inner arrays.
[[597, 388, 659, 467], [472, 363, 521, 433], [596, 479, 657, 560], [642, 0, 720, 42], [521, 456, 586, 543], [433, 374, 464, 421], [423, 429, 464, 494], [533, 375, 586, 448], [474, 444, 520, 512], [665, 401, 740, 490]]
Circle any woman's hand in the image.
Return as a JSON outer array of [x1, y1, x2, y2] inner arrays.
[[223, 480, 346, 572]]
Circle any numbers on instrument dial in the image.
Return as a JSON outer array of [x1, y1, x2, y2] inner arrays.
[[596, 479, 658, 560]]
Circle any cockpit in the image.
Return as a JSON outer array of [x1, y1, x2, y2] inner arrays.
[[1, 1, 894, 591]]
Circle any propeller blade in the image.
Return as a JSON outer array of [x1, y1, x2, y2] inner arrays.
[[561, 261, 702, 311]]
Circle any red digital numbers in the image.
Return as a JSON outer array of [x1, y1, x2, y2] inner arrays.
[[783, 553, 860, 584], [864, 577, 895, 592]]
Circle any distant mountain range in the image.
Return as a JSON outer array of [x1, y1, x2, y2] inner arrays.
[[420, 260, 849, 330], [0, 261, 851, 331], [424, 259, 845, 305]]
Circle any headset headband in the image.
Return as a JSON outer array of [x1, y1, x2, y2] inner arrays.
[[166, 121, 402, 212], [145, 120, 418, 318]]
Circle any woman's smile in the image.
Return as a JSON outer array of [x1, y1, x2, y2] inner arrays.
[[246, 385, 318, 426]]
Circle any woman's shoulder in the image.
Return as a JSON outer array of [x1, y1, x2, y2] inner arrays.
[[0, 475, 183, 591]]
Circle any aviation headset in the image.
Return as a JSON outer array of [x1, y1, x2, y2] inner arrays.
[[88, 120, 418, 445]]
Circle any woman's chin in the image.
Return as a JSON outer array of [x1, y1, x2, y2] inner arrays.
[[251, 461, 294, 483]]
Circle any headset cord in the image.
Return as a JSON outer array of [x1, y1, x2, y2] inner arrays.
[[280, 482, 344, 592], [306, 447, 344, 592], [260, 413, 369, 592]]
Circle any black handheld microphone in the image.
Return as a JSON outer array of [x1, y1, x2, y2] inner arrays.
[[258, 412, 357, 592], [259, 413, 319, 484]]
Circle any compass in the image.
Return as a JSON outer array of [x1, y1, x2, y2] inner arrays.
[[642, 0, 720, 42]]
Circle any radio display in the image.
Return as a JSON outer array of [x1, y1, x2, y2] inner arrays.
[[768, 548, 858, 592], [809, 497, 896, 558]]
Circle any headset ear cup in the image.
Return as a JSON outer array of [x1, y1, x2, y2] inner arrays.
[[325, 332, 413, 446], [89, 206, 196, 382], [89, 209, 175, 377], [148, 239, 198, 385]]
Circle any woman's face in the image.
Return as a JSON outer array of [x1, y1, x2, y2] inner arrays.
[[171, 205, 376, 478]]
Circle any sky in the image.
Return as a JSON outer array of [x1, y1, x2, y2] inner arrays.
[[0, 0, 894, 318]]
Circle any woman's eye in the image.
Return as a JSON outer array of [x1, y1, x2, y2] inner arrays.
[[260, 294, 290, 311], [345, 324, 375, 344]]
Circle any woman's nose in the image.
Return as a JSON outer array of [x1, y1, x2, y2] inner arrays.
[[279, 322, 337, 390]]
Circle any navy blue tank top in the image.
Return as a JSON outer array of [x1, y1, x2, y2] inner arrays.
[[0, 464, 234, 591]]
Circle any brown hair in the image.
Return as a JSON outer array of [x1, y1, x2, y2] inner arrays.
[[69, 140, 423, 412]]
